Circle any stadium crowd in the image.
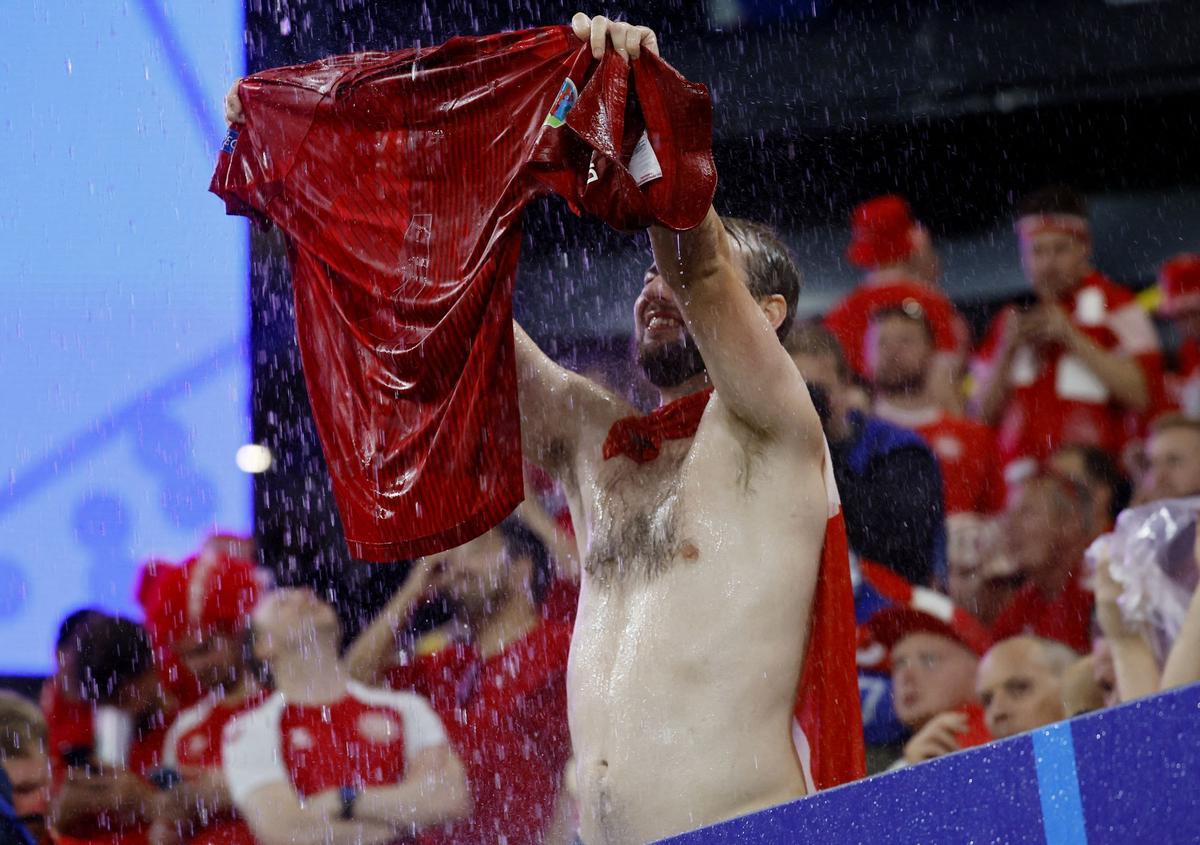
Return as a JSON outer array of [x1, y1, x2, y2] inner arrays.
[[3, 185, 1200, 845]]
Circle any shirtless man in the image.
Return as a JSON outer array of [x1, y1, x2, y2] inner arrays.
[[511, 19, 836, 845], [225, 14, 842, 843]]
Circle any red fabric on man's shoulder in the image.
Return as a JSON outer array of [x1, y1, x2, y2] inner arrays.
[[211, 26, 715, 560], [824, 280, 960, 377]]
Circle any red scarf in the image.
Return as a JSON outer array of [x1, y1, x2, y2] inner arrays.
[[602, 387, 865, 790], [603, 387, 715, 463]]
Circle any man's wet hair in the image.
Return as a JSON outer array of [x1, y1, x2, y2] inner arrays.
[[497, 516, 554, 606], [784, 321, 852, 383], [71, 616, 154, 705], [1017, 184, 1088, 219], [56, 607, 105, 653], [723, 217, 802, 342]]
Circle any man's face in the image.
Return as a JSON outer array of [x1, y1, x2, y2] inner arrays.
[[251, 588, 339, 659], [977, 640, 1067, 739], [1049, 449, 1111, 535], [633, 265, 705, 388], [427, 529, 522, 614], [174, 631, 244, 693], [890, 632, 979, 730], [1020, 231, 1090, 301], [1143, 427, 1200, 501], [1002, 481, 1064, 576], [790, 351, 848, 432], [3, 751, 51, 819], [112, 669, 166, 720], [866, 315, 933, 394]]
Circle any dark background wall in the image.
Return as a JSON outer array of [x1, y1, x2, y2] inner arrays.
[[246, 0, 1200, 637]]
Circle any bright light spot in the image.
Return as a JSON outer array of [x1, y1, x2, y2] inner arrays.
[[235, 444, 273, 474]]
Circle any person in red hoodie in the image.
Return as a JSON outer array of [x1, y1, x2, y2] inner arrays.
[[345, 517, 573, 845], [825, 194, 968, 412], [139, 540, 269, 845], [973, 185, 1162, 479], [860, 589, 992, 770]]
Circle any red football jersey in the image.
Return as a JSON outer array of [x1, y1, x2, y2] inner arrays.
[[222, 683, 447, 807], [824, 279, 962, 378], [209, 26, 715, 560], [990, 567, 1094, 654], [161, 692, 268, 845], [973, 272, 1162, 472], [384, 621, 572, 845]]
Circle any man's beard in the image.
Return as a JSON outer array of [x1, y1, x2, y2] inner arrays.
[[873, 367, 926, 396], [637, 334, 706, 388]]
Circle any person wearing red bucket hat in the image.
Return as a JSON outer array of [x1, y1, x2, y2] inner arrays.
[[825, 194, 968, 413], [1157, 253, 1200, 415], [861, 588, 992, 769], [137, 539, 271, 845]]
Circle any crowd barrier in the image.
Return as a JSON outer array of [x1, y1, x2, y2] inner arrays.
[[663, 682, 1200, 844]]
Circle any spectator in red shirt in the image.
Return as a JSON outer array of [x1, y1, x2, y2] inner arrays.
[[0, 692, 52, 845], [1048, 443, 1132, 540], [990, 474, 1095, 653], [1157, 253, 1200, 416], [345, 517, 572, 845], [825, 194, 967, 413], [1137, 413, 1200, 503], [861, 590, 992, 769], [139, 544, 269, 845], [221, 588, 468, 845], [976, 636, 1077, 739], [41, 609, 106, 786], [50, 616, 176, 845], [868, 305, 1006, 516], [973, 185, 1162, 478]]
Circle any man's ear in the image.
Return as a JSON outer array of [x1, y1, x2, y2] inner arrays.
[[760, 294, 788, 332]]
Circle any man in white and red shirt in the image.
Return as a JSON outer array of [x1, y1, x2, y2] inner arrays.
[[973, 185, 1162, 479], [222, 588, 468, 845], [140, 540, 269, 845], [868, 304, 1005, 515]]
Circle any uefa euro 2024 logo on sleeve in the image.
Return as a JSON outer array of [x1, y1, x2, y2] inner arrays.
[[543, 78, 578, 128]]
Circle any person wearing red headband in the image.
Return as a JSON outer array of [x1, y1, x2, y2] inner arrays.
[[825, 194, 968, 413], [138, 539, 269, 845], [1156, 253, 1200, 415], [973, 185, 1163, 479]]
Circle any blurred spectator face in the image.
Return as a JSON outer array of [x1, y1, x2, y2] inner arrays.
[[791, 351, 850, 429], [977, 638, 1068, 739], [251, 588, 340, 659], [1002, 478, 1083, 579], [890, 632, 979, 730], [1020, 231, 1090, 300], [429, 529, 531, 616], [866, 313, 932, 392], [4, 750, 51, 823], [946, 514, 1020, 625], [1142, 425, 1200, 500], [173, 631, 246, 693], [1049, 447, 1114, 537]]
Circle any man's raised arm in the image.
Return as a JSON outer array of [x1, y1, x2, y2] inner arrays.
[[648, 210, 823, 450]]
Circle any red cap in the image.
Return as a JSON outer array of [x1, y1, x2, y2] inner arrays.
[[860, 587, 992, 670], [139, 537, 264, 650], [1159, 253, 1200, 316], [846, 195, 917, 269]]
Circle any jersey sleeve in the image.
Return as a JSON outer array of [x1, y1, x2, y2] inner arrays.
[[221, 695, 289, 805], [346, 683, 448, 757]]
